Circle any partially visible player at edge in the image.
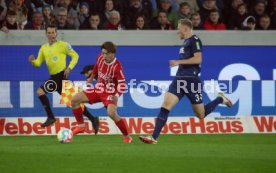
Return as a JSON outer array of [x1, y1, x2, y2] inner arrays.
[[71, 41, 132, 143], [28, 24, 99, 134], [139, 19, 233, 144]]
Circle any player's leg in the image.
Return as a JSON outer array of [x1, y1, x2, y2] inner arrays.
[[82, 107, 99, 135], [37, 83, 56, 127], [139, 92, 180, 144], [191, 95, 231, 118], [38, 71, 65, 127], [187, 77, 232, 118], [58, 77, 100, 134], [106, 100, 132, 143], [71, 91, 90, 135], [202, 92, 233, 118], [186, 77, 223, 119], [192, 103, 205, 119], [140, 78, 183, 144], [153, 92, 179, 139]]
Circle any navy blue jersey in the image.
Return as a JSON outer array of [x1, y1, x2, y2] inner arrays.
[[176, 35, 202, 77]]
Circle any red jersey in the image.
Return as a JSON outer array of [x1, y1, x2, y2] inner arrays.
[[92, 54, 126, 95]]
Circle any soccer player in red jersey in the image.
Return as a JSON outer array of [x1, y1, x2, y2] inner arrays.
[[71, 41, 132, 143]]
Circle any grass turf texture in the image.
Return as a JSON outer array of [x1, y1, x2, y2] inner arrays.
[[0, 134, 275, 173]]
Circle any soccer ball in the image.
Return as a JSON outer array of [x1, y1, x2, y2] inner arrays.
[[57, 128, 73, 143]]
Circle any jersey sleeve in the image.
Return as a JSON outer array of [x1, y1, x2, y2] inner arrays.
[[65, 42, 79, 70], [191, 36, 202, 54], [32, 46, 45, 67], [114, 63, 126, 96]]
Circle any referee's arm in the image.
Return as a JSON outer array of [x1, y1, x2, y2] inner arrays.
[[67, 48, 79, 70], [29, 47, 45, 67]]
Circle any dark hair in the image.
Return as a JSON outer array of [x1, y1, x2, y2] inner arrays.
[[6, 10, 16, 16], [191, 12, 200, 18], [237, 3, 247, 10], [260, 14, 270, 19], [45, 24, 57, 32], [210, 9, 220, 14], [158, 10, 168, 16], [179, 2, 191, 8], [101, 41, 116, 53], [135, 14, 149, 29]]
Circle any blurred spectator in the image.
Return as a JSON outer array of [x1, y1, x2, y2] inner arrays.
[[0, 5, 4, 23], [123, 0, 152, 29], [79, 0, 104, 14], [79, 2, 90, 25], [132, 14, 149, 29], [24, 11, 45, 29], [256, 14, 272, 29], [151, 10, 174, 29], [153, 0, 178, 27], [42, 4, 54, 26], [247, 0, 268, 10], [191, 12, 204, 29], [101, 0, 116, 24], [79, 13, 103, 30], [154, 0, 179, 11], [104, 10, 124, 30], [0, 0, 7, 21], [8, 0, 28, 29], [55, 7, 75, 29], [1, 10, 21, 33], [270, 0, 276, 28], [30, 0, 54, 13], [203, 9, 226, 30], [55, 0, 79, 29], [268, 0, 276, 13], [223, 0, 244, 24], [176, 0, 199, 13], [178, 2, 192, 20], [241, 15, 256, 30], [227, 3, 248, 29], [198, 0, 224, 10], [251, 0, 268, 22], [199, 0, 220, 22]]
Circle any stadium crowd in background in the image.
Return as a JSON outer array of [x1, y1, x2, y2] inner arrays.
[[0, 0, 275, 32]]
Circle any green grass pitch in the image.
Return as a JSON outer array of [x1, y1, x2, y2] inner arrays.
[[0, 134, 275, 173]]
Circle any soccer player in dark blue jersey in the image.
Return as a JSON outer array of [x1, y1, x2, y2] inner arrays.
[[139, 19, 232, 144]]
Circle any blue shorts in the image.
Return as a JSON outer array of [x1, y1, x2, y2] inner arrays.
[[168, 77, 203, 104]]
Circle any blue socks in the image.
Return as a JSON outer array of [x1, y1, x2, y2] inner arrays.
[[152, 97, 223, 139], [204, 97, 223, 117], [152, 107, 170, 140]]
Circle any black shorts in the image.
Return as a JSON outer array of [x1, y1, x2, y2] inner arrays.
[[40, 71, 66, 94], [168, 77, 203, 104]]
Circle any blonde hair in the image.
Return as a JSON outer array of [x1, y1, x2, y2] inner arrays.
[[178, 19, 193, 29]]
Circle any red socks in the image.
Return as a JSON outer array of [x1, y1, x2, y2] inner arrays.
[[72, 107, 84, 124], [115, 119, 128, 136]]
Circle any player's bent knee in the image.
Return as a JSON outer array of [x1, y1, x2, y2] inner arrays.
[[162, 101, 173, 110], [71, 94, 82, 108], [194, 111, 205, 119], [196, 114, 205, 119]]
